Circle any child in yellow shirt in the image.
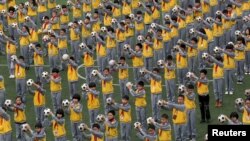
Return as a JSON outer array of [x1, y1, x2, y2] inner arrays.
[[0, 107, 12, 141], [58, 5, 69, 30], [235, 37, 246, 84], [0, 76, 5, 106], [17, 3, 27, 27], [82, 123, 104, 141], [175, 44, 188, 84], [65, 57, 79, 98], [142, 35, 154, 70], [151, 114, 172, 141], [37, 0, 47, 23], [55, 29, 67, 70], [104, 110, 118, 141], [81, 45, 94, 83], [46, 35, 59, 71], [31, 43, 44, 82], [26, 0, 38, 22], [115, 56, 129, 96]]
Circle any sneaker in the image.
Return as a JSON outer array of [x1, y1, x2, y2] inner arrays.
[[225, 91, 229, 95], [190, 138, 196, 141], [248, 72, 250, 75], [229, 91, 233, 95], [218, 101, 222, 107], [245, 72, 248, 75], [9, 75, 15, 78]]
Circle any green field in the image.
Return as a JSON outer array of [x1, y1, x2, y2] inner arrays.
[[0, 1, 248, 141]]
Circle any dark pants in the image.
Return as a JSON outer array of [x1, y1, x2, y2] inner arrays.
[[198, 95, 211, 121]]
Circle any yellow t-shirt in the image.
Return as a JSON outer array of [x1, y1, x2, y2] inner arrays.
[[96, 43, 106, 57], [213, 64, 224, 79], [242, 108, 250, 124], [50, 77, 62, 92], [197, 81, 209, 95], [119, 107, 131, 123], [101, 79, 113, 94], [6, 41, 16, 54], [69, 104, 82, 122], [223, 54, 235, 69], [176, 53, 187, 69], [67, 65, 78, 82], [105, 122, 118, 138], [164, 67, 176, 80], [142, 44, 153, 58], [47, 43, 58, 56], [0, 116, 12, 134], [52, 120, 66, 137], [87, 92, 100, 110], [158, 127, 171, 141], [122, 2, 131, 16], [184, 95, 196, 109], [150, 79, 162, 94], [172, 108, 186, 124], [15, 64, 26, 79], [135, 90, 147, 107], [14, 107, 26, 123], [34, 52, 44, 66], [83, 53, 94, 67], [33, 90, 45, 106]]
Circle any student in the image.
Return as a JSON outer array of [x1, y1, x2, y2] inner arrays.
[[13, 56, 27, 102], [58, 5, 69, 30], [71, 0, 82, 21], [122, 0, 132, 18], [82, 123, 104, 141], [2, 33, 17, 78], [96, 68, 114, 113], [152, 28, 164, 62], [38, 16, 51, 34], [48, 0, 56, 14], [184, 84, 196, 141], [17, 3, 27, 27], [141, 3, 152, 34], [81, 16, 91, 46], [37, 0, 47, 23], [134, 10, 144, 36], [191, 69, 211, 123], [64, 94, 82, 141], [32, 43, 44, 81], [160, 95, 188, 141], [243, 27, 250, 74], [236, 97, 250, 124], [0, 107, 12, 141], [225, 112, 242, 125], [45, 68, 62, 112], [69, 21, 80, 63], [234, 37, 246, 84], [155, 21, 171, 56], [144, 68, 162, 121], [162, 55, 176, 102], [196, 28, 208, 69], [23, 122, 46, 141], [210, 0, 219, 17], [44, 109, 67, 141], [176, 10, 187, 41], [175, 43, 188, 85], [221, 44, 235, 94], [111, 95, 131, 141], [0, 76, 5, 106], [110, 0, 122, 21], [142, 34, 154, 71], [9, 96, 26, 141], [151, 114, 172, 141], [50, 10, 60, 33], [212, 15, 223, 47], [94, 34, 107, 72], [81, 45, 94, 83], [127, 43, 144, 83], [102, 5, 112, 27], [115, 21, 126, 57], [151, 0, 161, 24], [28, 81, 46, 122], [208, 55, 224, 107], [27, 17, 39, 46], [55, 28, 68, 70], [136, 124, 157, 141], [105, 26, 116, 61], [115, 56, 129, 96], [169, 15, 179, 48], [46, 34, 59, 71], [26, 0, 38, 23], [91, 10, 101, 33], [127, 81, 147, 127], [105, 110, 118, 141], [82, 82, 100, 126], [66, 56, 79, 98], [5, 6, 17, 40], [125, 15, 134, 45]]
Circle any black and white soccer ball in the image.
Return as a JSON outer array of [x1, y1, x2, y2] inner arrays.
[[78, 123, 86, 132], [41, 71, 49, 78], [189, 28, 195, 34], [186, 72, 192, 78], [81, 83, 88, 91], [11, 55, 17, 62], [91, 70, 98, 76], [56, 4, 61, 10], [21, 123, 29, 132], [4, 99, 12, 107], [218, 114, 226, 123], [26, 79, 34, 86], [108, 60, 116, 66], [157, 100, 164, 106], [134, 122, 141, 129], [62, 99, 70, 107], [24, 2, 29, 7], [137, 35, 144, 41], [214, 46, 220, 53], [125, 82, 133, 88], [11, 23, 17, 28], [106, 97, 112, 104], [202, 53, 208, 59], [178, 85, 185, 93], [147, 117, 154, 124], [79, 42, 87, 49], [123, 44, 130, 50], [96, 114, 105, 122], [62, 54, 69, 61], [235, 98, 244, 106], [68, 22, 73, 27], [78, 20, 83, 25], [42, 35, 50, 42], [44, 108, 51, 117], [157, 60, 164, 66], [101, 26, 107, 32], [150, 23, 156, 28]]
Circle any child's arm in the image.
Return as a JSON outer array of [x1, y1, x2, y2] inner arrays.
[[107, 32, 115, 39], [186, 92, 195, 100], [42, 117, 52, 128], [156, 24, 171, 31], [27, 87, 35, 95], [222, 50, 235, 58], [129, 89, 145, 98], [141, 3, 153, 14], [166, 63, 176, 70], [88, 129, 104, 138], [148, 71, 161, 81], [0, 108, 10, 121], [68, 59, 78, 69], [178, 13, 186, 20], [15, 103, 25, 111], [97, 73, 112, 81], [178, 48, 187, 57], [153, 122, 171, 130], [182, 41, 197, 49], [209, 55, 224, 67], [235, 44, 245, 51], [196, 31, 208, 40], [229, 0, 242, 7], [139, 128, 157, 140], [51, 114, 65, 125], [167, 102, 185, 111], [203, 20, 213, 29], [235, 105, 244, 113], [116, 103, 131, 112], [153, 0, 160, 9], [88, 89, 100, 96], [105, 120, 118, 128], [15, 60, 27, 68], [96, 34, 106, 45], [82, 132, 91, 139], [73, 104, 83, 113], [107, 1, 121, 8]]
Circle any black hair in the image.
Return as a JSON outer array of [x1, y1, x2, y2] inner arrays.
[[225, 44, 234, 50], [215, 55, 223, 62], [62, 5, 67, 8], [103, 68, 110, 72], [152, 68, 160, 73], [137, 81, 144, 87], [60, 28, 66, 33], [148, 124, 155, 130], [43, 16, 49, 20], [72, 94, 81, 101], [92, 123, 100, 129], [199, 28, 206, 35], [56, 108, 64, 117], [35, 122, 43, 128], [8, 6, 15, 12], [166, 55, 173, 60], [161, 114, 169, 119], [18, 56, 25, 60], [107, 26, 114, 32], [94, 10, 98, 14], [187, 84, 195, 89], [237, 37, 246, 45], [227, 4, 233, 8], [122, 95, 129, 101], [85, 16, 90, 20], [70, 56, 75, 61], [36, 43, 41, 48], [87, 45, 92, 50], [136, 11, 142, 15], [191, 37, 198, 43], [52, 68, 59, 73], [106, 5, 112, 11], [35, 81, 42, 86], [178, 94, 185, 99], [229, 112, 239, 119], [136, 43, 143, 49], [180, 43, 186, 49], [108, 110, 115, 116], [200, 69, 207, 75], [89, 82, 96, 88], [171, 15, 178, 22], [120, 56, 126, 60]]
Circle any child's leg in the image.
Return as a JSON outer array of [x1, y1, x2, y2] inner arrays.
[[56, 92, 62, 110], [198, 96, 205, 121], [20, 79, 26, 103], [218, 78, 224, 103], [49, 56, 53, 71], [239, 60, 245, 82], [186, 110, 191, 138], [51, 93, 57, 112], [120, 123, 126, 140], [173, 124, 181, 140], [38, 67, 44, 82], [180, 124, 188, 141], [15, 123, 21, 139], [125, 123, 131, 141], [190, 109, 196, 139], [204, 95, 211, 121], [0, 89, 5, 107], [71, 122, 77, 140], [213, 79, 219, 101], [224, 70, 229, 92], [228, 69, 234, 92]]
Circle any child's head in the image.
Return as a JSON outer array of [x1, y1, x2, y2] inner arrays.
[[119, 56, 126, 64], [245, 27, 250, 35], [135, 43, 143, 51], [60, 28, 66, 35], [89, 82, 96, 89], [177, 94, 185, 104], [84, 16, 90, 24], [35, 122, 43, 132], [187, 84, 194, 93], [215, 15, 222, 22], [245, 98, 250, 108], [137, 81, 144, 90], [8, 6, 15, 13], [222, 9, 228, 15], [136, 10, 142, 17], [35, 43, 41, 49], [199, 28, 207, 35], [35, 81, 42, 86], [18, 56, 25, 62], [62, 5, 67, 11], [43, 16, 49, 22], [225, 44, 234, 52], [171, 15, 178, 22], [15, 96, 23, 105], [199, 69, 207, 78], [237, 37, 245, 45], [92, 123, 100, 131], [161, 114, 169, 123], [56, 108, 64, 118], [107, 110, 115, 120], [103, 68, 110, 75], [147, 124, 155, 134], [19, 3, 24, 9], [70, 56, 75, 61], [107, 26, 114, 33], [229, 112, 239, 122], [152, 68, 160, 74], [125, 15, 131, 23], [215, 55, 223, 62], [180, 43, 186, 50], [166, 55, 173, 63], [106, 5, 112, 12], [50, 35, 56, 42], [93, 10, 99, 18], [227, 4, 233, 12], [145, 34, 152, 41], [191, 37, 198, 44], [52, 10, 57, 17], [72, 94, 81, 103], [52, 68, 59, 75], [157, 29, 162, 36], [121, 95, 129, 104]]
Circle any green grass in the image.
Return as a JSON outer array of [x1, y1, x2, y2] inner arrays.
[[0, 1, 248, 140]]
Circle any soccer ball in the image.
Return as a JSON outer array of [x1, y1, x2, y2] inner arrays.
[[10, 55, 17, 61], [218, 114, 226, 123], [235, 98, 244, 106], [164, 14, 170, 20], [111, 18, 117, 24], [228, 42, 234, 46], [11, 23, 17, 28], [26, 79, 34, 86], [157, 100, 164, 106], [99, 3, 103, 7], [24, 2, 29, 7], [21, 123, 29, 132], [186, 72, 192, 78], [42, 35, 50, 42], [129, 13, 135, 19], [123, 44, 130, 50], [78, 20, 83, 25], [137, 35, 144, 41], [214, 46, 220, 53], [126, 82, 133, 88], [25, 16, 30, 21], [67, 0, 71, 6], [206, 17, 213, 23], [78, 123, 86, 132], [62, 54, 69, 61], [216, 11, 221, 15], [134, 122, 141, 129], [14, 5, 19, 10], [139, 68, 146, 75], [86, 12, 91, 18], [29, 43, 35, 49], [68, 22, 73, 27], [4, 99, 12, 107], [91, 70, 98, 76], [56, 5, 61, 10], [235, 30, 241, 36], [106, 97, 112, 104], [177, 39, 182, 44], [42, 71, 49, 78], [96, 114, 105, 122], [101, 26, 107, 32], [0, 31, 3, 36], [245, 89, 250, 96], [62, 99, 70, 107], [172, 6, 178, 13], [178, 85, 185, 93], [147, 117, 154, 124], [81, 83, 88, 91], [243, 16, 248, 22], [48, 29, 53, 34], [150, 23, 156, 28], [205, 133, 208, 141], [157, 60, 164, 66], [91, 31, 96, 37], [189, 28, 195, 34], [44, 108, 51, 117], [202, 53, 208, 59], [196, 16, 202, 22], [108, 60, 116, 66], [79, 42, 87, 49], [1, 9, 6, 14]]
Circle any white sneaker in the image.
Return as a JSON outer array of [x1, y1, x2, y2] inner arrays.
[[225, 91, 228, 95], [9, 75, 15, 78], [229, 91, 233, 95]]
